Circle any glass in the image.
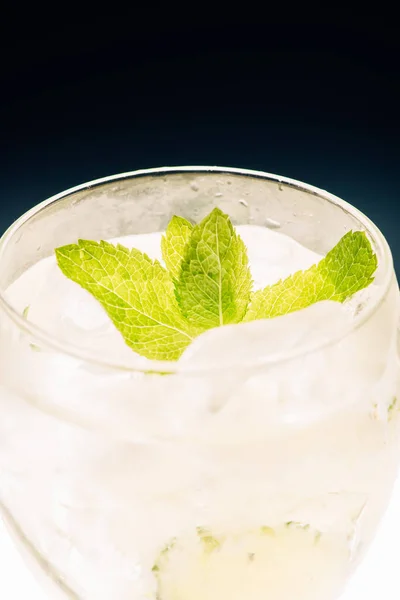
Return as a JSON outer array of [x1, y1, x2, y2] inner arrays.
[[0, 166, 398, 600]]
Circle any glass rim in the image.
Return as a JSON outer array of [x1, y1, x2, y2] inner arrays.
[[0, 166, 394, 374]]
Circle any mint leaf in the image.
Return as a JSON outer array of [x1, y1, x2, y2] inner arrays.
[[55, 240, 196, 360], [244, 230, 377, 321], [161, 216, 193, 280], [152, 538, 177, 573], [196, 527, 222, 553], [175, 208, 252, 329]]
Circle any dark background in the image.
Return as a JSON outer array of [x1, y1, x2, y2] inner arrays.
[[2, 18, 399, 267]]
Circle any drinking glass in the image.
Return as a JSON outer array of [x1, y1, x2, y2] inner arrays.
[[0, 167, 398, 599]]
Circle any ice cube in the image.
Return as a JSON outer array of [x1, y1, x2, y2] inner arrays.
[[237, 225, 322, 290], [179, 301, 396, 443], [28, 260, 110, 330], [5, 232, 167, 365], [179, 301, 352, 370], [6, 256, 139, 364]]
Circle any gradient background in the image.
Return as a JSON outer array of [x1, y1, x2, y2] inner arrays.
[[2, 19, 399, 267], [1, 18, 400, 599]]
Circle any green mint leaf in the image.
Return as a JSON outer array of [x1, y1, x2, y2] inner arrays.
[[175, 208, 252, 329], [161, 216, 193, 280], [244, 230, 377, 321], [196, 527, 222, 553], [55, 240, 196, 360], [388, 397, 398, 421], [152, 538, 177, 573]]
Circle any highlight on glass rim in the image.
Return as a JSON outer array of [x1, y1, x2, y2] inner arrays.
[[0, 166, 398, 600]]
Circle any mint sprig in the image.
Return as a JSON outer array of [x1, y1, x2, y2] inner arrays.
[[55, 208, 378, 361]]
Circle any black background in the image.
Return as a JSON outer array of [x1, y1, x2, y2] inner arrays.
[[2, 17, 399, 267]]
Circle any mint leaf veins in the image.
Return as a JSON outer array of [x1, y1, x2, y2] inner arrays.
[[55, 240, 196, 360], [55, 208, 378, 361], [161, 216, 194, 281], [175, 208, 252, 329], [243, 230, 377, 321]]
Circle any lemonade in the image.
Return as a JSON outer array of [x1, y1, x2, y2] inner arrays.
[[0, 167, 398, 600]]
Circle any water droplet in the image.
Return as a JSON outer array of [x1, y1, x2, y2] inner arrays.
[[190, 183, 199, 192], [278, 183, 284, 191], [238, 199, 248, 207], [215, 192, 223, 197], [265, 218, 281, 229]]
